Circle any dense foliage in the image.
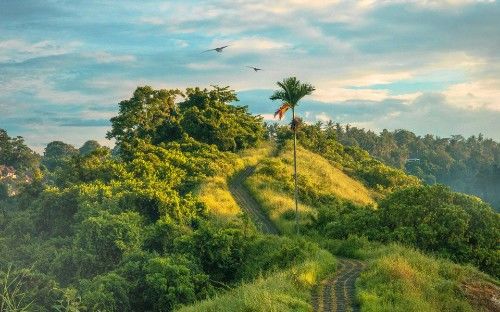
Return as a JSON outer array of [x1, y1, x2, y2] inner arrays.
[[330, 123, 500, 210], [107, 86, 265, 153], [312, 185, 500, 277], [0, 87, 298, 311], [0, 129, 40, 173], [1, 83, 499, 311]]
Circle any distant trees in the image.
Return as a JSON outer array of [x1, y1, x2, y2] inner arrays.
[[79, 140, 108, 156], [330, 124, 500, 210], [42, 141, 79, 171], [0, 128, 40, 173]]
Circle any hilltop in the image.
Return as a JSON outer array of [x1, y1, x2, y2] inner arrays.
[[0, 85, 498, 312]]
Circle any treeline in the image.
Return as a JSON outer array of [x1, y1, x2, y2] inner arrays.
[[266, 123, 499, 277], [328, 123, 500, 210], [1, 85, 499, 310], [0, 86, 312, 311]]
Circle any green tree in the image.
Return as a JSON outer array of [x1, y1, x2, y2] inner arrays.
[[107, 86, 265, 154], [106, 86, 183, 148], [75, 211, 144, 275], [79, 273, 131, 312], [79, 140, 109, 156], [42, 141, 78, 171], [177, 86, 265, 152], [270, 77, 315, 234], [0, 129, 40, 173]]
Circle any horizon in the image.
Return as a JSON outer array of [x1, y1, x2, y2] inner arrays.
[[2, 0, 500, 152]]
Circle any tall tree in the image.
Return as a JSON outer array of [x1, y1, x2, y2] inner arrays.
[[270, 77, 315, 234], [106, 86, 183, 148], [42, 141, 78, 171]]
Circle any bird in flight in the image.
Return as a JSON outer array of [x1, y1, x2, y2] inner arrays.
[[202, 45, 230, 53], [246, 66, 262, 72]]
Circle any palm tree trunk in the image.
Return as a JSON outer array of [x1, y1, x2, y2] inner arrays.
[[292, 108, 299, 235]]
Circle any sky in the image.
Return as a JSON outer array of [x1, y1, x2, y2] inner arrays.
[[1, 0, 499, 152]]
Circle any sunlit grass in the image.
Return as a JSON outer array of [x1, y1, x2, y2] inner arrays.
[[177, 249, 335, 312], [283, 146, 376, 206], [318, 237, 499, 312], [196, 142, 274, 221], [245, 174, 315, 233], [245, 146, 376, 234]]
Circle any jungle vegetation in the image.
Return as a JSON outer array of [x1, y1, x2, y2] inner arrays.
[[0, 84, 498, 311]]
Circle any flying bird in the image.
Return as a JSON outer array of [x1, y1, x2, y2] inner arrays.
[[246, 66, 262, 72], [201, 45, 230, 53]]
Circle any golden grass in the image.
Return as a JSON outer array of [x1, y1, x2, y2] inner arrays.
[[196, 142, 274, 221], [245, 174, 315, 234], [356, 243, 495, 312], [245, 146, 376, 234], [282, 147, 375, 207]]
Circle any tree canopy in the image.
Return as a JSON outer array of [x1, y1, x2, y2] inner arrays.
[[107, 86, 265, 153]]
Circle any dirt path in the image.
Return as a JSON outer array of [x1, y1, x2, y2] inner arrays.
[[228, 166, 364, 311], [312, 258, 365, 312], [228, 166, 279, 235]]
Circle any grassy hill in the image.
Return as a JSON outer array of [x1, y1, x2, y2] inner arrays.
[[245, 145, 377, 233], [1, 86, 498, 312], [187, 137, 499, 311], [195, 143, 273, 220]]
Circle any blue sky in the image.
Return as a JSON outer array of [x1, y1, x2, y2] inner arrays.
[[1, 0, 499, 152]]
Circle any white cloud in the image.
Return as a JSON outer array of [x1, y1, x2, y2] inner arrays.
[[315, 112, 331, 122], [259, 113, 276, 120], [0, 39, 82, 63], [311, 71, 415, 102], [228, 37, 290, 52], [443, 80, 500, 111], [186, 61, 230, 71], [83, 51, 136, 63]]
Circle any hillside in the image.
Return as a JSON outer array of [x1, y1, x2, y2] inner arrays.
[[0, 85, 498, 312], [182, 142, 500, 312], [245, 145, 377, 233]]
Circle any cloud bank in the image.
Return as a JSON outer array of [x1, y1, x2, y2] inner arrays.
[[0, 0, 499, 151]]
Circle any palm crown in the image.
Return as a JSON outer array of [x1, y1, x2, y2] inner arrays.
[[270, 77, 315, 108]]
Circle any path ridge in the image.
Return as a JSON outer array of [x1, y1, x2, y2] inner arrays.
[[228, 166, 279, 235], [228, 165, 364, 312]]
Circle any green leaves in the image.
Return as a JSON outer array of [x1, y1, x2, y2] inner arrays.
[[270, 77, 315, 107], [107, 85, 265, 153], [75, 211, 144, 275], [107, 86, 184, 147]]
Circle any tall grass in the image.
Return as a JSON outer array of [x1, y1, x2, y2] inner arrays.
[[357, 244, 495, 312], [279, 147, 376, 206], [196, 143, 273, 221], [245, 146, 376, 234], [0, 266, 33, 312], [177, 249, 335, 312]]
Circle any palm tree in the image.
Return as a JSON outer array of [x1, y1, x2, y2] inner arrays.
[[270, 77, 315, 234]]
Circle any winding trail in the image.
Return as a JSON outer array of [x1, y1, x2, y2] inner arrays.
[[312, 258, 365, 312], [228, 166, 279, 235], [228, 165, 364, 311]]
